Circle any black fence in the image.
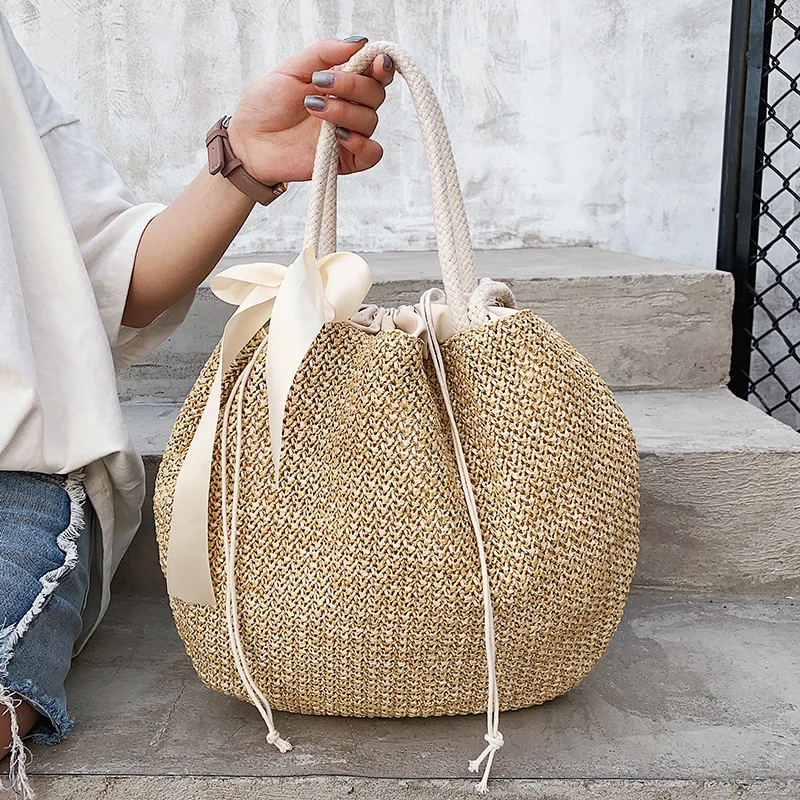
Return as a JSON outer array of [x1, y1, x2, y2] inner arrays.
[[718, 0, 800, 430]]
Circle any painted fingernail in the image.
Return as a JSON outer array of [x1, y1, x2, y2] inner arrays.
[[304, 95, 327, 111], [335, 126, 351, 140], [342, 35, 368, 43], [312, 71, 335, 88], [383, 54, 393, 71]]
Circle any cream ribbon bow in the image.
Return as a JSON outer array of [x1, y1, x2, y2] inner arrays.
[[166, 248, 373, 605]]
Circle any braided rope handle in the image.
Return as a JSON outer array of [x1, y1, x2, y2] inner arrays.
[[302, 41, 480, 331]]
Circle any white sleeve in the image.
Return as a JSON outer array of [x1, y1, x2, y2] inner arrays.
[[40, 121, 195, 367], [2, 12, 193, 367]]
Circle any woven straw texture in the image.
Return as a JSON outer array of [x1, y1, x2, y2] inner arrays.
[[154, 309, 640, 717]]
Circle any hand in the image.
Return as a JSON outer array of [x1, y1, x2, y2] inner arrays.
[[226, 37, 394, 186]]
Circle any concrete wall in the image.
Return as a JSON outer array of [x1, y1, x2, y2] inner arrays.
[[4, 0, 731, 267]]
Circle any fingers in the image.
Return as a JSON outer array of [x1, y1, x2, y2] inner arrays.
[[283, 37, 394, 175], [363, 53, 396, 88], [303, 95, 379, 138], [311, 70, 386, 110], [334, 128, 384, 171], [278, 36, 369, 80]]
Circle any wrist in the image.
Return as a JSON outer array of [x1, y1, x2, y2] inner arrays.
[[206, 117, 287, 206], [226, 116, 283, 188], [225, 118, 252, 175], [203, 164, 256, 213]]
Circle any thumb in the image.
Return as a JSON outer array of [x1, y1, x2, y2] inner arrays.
[[276, 37, 369, 81]]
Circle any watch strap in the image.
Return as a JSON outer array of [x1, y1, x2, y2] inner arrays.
[[206, 117, 286, 206]]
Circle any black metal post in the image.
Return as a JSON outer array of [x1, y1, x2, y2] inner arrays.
[[717, 0, 773, 398]]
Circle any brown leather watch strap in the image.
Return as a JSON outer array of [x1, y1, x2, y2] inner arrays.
[[206, 117, 287, 206]]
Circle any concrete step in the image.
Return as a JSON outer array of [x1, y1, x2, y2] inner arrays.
[[30, 777, 800, 800], [116, 248, 734, 402], [26, 592, 800, 799], [118, 388, 800, 596]]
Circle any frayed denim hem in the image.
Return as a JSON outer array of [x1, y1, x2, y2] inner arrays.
[[3, 678, 74, 746], [0, 473, 85, 799]]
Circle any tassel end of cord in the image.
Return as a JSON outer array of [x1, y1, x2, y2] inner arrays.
[[266, 730, 292, 753], [0, 691, 35, 800], [468, 731, 504, 793]]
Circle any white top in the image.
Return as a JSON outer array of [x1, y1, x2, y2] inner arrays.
[[0, 13, 193, 644]]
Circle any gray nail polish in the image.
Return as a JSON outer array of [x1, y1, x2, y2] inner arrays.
[[312, 71, 335, 87], [335, 126, 351, 140], [304, 95, 327, 111], [383, 54, 393, 71], [342, 35, 368, 43]]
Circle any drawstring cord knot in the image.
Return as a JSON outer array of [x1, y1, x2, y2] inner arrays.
[[266, 729, 293, 752], [469, 731, 505, 792], [469, 731, 505, 771]]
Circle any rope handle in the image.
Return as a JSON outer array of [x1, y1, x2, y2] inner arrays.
[[302, 41, 479, 331]]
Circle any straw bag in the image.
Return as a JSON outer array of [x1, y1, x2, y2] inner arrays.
[[154, 41, 639, 792]]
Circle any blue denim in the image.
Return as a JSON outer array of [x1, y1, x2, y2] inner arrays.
[[0, 471, 92, 745]]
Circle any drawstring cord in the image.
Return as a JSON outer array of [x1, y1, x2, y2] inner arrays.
[[420, 289, 504, 793], [218, 294, 504, 791], [220, 334, 292, 754]]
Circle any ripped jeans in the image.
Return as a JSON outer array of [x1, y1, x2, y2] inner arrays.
[[0, 471, 92, 795]]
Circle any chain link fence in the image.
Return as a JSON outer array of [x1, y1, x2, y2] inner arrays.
[[718, 0, 800, 430]]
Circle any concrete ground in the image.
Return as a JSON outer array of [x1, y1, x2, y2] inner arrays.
[[30, 777, 800, 800], [23, 592, 800, 798]]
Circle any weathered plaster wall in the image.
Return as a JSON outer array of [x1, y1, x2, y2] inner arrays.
[[4, 0, 730, 266]]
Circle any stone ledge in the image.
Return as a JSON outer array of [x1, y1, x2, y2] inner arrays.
[[123, 389, 800, 462], [210, 247, 720, 286], [116, 248, 734, 401], [116, 389, 800, 595]]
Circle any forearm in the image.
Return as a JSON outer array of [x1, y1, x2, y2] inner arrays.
[[122, 37, 392, 329], [122, 168, 255, 328]]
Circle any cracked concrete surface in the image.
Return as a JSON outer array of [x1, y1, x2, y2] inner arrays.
[[24, 593, 800, 788], [30, 777, 800, 800]]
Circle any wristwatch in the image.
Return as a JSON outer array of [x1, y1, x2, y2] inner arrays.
[[206, 116, 287, 206]]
